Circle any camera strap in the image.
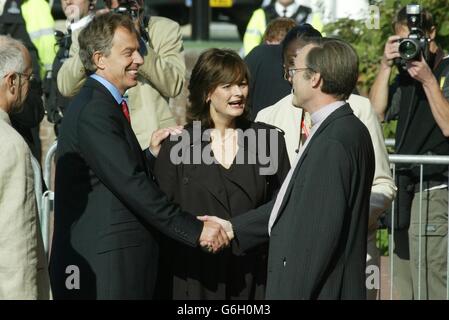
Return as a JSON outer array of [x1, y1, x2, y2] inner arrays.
[[396, 84, 416, 152], [140, 15, 150, 45]]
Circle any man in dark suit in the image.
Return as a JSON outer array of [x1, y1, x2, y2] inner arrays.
[[201, 38, 375, 299], [49, 13, 229, 300]]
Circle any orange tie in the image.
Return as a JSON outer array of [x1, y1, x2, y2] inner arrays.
[[121, 100, 131, 123], [300, 114, 309, 145]]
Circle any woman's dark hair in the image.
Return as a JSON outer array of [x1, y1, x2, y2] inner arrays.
[[187, 48, 250, 128]]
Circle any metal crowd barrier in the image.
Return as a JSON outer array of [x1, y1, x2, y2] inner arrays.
[[30, 155, 43, 228], [41, 141, 58, 258], [386, 154, 449, 300], [384, 138, 395, 148]]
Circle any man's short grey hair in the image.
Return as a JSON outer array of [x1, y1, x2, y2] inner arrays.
[[0, 35, 26, 79]]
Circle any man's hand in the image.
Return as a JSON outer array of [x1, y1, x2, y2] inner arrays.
[[381, 35, 401, 68], [198, 215, 234, 241], [199, 219, 230, 253], [149, 126, 183, 157], [406, 55, 436, 86]]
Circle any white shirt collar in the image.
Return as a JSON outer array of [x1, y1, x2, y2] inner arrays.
[[275, 1, 300, 17], [310, 100, 346, 127], [69, 14, 94, 32]]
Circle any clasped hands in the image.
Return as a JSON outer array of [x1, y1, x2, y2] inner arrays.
[[197, 216, 234, 253]]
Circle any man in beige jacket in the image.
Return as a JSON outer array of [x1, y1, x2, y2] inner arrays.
[[255, 26, 397, 299], [0, 35, 50, 300], [57, 0, 184, 149]]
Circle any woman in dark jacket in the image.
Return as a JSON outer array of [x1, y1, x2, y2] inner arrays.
[[154, 48, 290, 300]]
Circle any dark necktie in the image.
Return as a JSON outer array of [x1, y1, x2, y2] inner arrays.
[[120, 99, 131, 123]]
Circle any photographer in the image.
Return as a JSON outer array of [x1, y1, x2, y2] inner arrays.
[[370, 5, 449, 300], [46, 0, 96, 135], [57, 0, 183, 148]]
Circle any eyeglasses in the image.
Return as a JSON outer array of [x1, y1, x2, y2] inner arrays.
[[287, 67, 311, 78], [16, 72, 35, 82]]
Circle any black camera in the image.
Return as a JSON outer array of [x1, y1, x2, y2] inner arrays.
[[110, 0, 141, 20], [54, 30, 72, 60], [397, 4, 430, 64]]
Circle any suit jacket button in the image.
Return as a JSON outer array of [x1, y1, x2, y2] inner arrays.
[[183, 177, 189, 184]]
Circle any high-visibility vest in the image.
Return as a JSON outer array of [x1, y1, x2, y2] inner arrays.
[[243, 8, 266, 56], [242, 5, 324, 56], [21, 0, 57, 78]]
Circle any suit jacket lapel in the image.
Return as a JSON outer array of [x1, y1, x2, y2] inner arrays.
[[272, 104, 354, 225], [215, 132, 261, 208], [86, 78, 147, 173], [182, 126, 230, 212]]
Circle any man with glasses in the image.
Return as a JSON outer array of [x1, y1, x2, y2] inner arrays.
[[0, 35, 50, 299], [255, 25, 397, 299], [1, 0, 47, 161]]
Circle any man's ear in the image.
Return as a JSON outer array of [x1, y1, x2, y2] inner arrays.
[[93, 51, 105, 70], [4, 72, 18, 94], [311, 72, 322, 89]]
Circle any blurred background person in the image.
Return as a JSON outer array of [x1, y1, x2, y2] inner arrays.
[[244, 17, 296, 118], [1, 0, 56, 161], [243, 0, 322, 56], [46, 0, 96, 135], [262, 16, 297, 44], [0, 35, 50, 300], [57, 0, 185, 149], [154, 48, 290, 300]]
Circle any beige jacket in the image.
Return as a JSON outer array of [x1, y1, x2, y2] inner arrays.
[[57, 16, 185, 149], [0, 109, 50, 300], [256, 93, 397, 228]]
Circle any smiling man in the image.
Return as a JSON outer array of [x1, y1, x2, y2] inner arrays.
[[50, 13, 229, 300]]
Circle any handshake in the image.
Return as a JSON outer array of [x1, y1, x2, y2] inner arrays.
[[197, 216, 234, 253]]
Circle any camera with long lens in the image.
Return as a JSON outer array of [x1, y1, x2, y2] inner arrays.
[[396, 4, 430, 67], [110, 0, 141, 20]]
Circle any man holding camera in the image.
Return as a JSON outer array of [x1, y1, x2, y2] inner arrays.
[[57, 0, 183, 149], [370, 5, 449, 300], [46, 0, 96, 135]]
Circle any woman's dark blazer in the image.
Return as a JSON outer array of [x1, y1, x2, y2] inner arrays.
[[153, 120, 290, 299]]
